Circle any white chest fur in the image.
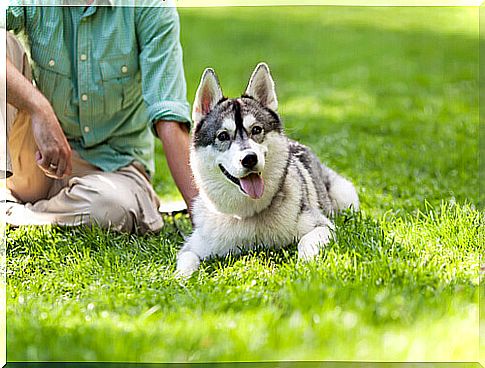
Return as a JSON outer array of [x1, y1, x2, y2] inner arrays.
[[189, 163, 325, 258]]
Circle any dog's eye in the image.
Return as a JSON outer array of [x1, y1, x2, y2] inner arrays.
[[251, 126, 263, 135], [217, 131, 230, 142]]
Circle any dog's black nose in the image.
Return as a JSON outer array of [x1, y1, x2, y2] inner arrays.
[[241, 153, 258, 169]]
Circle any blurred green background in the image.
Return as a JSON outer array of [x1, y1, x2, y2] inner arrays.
[[154, 6, 479, 215], [6, 6, 482, 363]]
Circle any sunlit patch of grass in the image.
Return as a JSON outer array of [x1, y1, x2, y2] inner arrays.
[[282, 87, 376, 121]]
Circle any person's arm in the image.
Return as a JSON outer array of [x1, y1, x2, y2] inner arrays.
[[6, 57, 72, 178], [135, 5, 198, 208], [155, 120, 197, 212], [6, 5, 71, 178]]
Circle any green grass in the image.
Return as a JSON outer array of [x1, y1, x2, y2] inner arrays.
[[5, 6, 483, 362]]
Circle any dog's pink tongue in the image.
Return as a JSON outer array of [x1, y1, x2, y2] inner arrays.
[[240, 174, 264, 199]]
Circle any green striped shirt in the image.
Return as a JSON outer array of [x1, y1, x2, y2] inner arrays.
[[7, 1, 191, 175]]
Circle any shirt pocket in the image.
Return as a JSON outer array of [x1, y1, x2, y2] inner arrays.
[[31, 42, 72, 117], [100, 54, 140, 115]]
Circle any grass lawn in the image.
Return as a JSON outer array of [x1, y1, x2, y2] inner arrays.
[[4, 6, 483, 363]]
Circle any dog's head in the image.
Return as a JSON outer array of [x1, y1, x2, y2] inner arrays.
[[191, 63, 288, 216]]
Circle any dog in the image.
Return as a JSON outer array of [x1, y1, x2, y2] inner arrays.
[[176, 63, 359, 278]]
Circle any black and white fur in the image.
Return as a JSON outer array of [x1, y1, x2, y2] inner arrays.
[[176, 63, 359, 278]]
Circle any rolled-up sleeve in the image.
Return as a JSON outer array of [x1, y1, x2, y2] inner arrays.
[[135, 5, 191, 134], [6, 6, 25, 33]]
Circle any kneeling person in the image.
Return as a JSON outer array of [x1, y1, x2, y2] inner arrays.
[[4, 4, 197, 233]]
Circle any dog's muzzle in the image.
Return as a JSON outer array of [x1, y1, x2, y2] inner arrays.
[[219, 164, 265, 199]]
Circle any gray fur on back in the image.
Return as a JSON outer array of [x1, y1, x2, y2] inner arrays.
[[287, 140, 335, 216]]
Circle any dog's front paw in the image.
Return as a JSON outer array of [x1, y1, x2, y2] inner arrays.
[[175, 251, 201, 279], [297, 226, 334, 261]]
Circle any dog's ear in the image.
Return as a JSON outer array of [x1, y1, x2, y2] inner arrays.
[[245, 62, 278, 111], [192, 68, 223, 125]]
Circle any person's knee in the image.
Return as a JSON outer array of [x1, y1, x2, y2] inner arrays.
[[89, 188, 137, 232], [67, 176, 137, 232]]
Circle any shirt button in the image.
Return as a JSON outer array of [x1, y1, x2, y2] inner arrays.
[[48, 59, 55, 67], [80, 54, 87, 61], [81, 94, 88, 101], [84, 126, 90, 133], [121, 65, 128, 74]]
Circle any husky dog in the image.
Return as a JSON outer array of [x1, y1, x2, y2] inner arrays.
[[176, 63, 359, 278]]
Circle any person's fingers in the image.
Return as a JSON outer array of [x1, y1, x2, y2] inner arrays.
[[46, 154, 59, 173], [35, 149, 52, 171], [36, 147, 61, 178], [36, 143, 72, 179], [54, 160, 65, 178], [64, 151, 73, 177], [35, 150, 55, 178], [57, 143, 72, 178], [29, 106, 74, 178], [55, 149, 70, 178]]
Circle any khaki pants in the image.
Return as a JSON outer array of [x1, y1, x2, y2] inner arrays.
[[4, 32, 163, 233]]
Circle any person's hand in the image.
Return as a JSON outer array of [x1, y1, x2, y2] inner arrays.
[[30, 104, 72, 179], [6, 57, 72, 179]]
